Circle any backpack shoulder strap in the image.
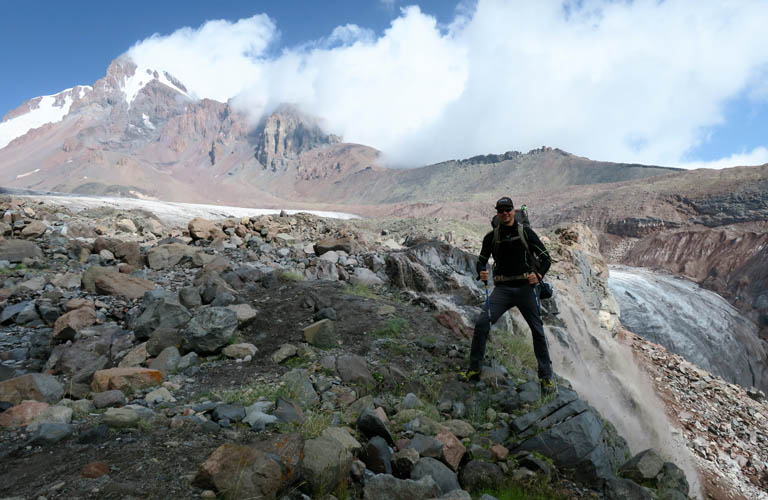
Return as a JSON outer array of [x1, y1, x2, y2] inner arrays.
[[517, 223, 529, 252], [493, 225, 500, 257]]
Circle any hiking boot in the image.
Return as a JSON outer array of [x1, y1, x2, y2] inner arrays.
[[458, 370, 480, 383], [540, 378, 557, 396]]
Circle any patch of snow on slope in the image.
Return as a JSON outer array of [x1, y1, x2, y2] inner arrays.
[[16, 169, 41, 179], [0, 94, 73, 150], [142, 113, 155, 130], [122, 67, 190, 106]]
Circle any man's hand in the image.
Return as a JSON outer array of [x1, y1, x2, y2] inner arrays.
[[527, 272, 540, 285], [479, 270, 489, 282]]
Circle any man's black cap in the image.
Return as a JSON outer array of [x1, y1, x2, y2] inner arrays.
[[495, 197, 514, 209]]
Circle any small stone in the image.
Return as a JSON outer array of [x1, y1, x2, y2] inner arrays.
[[272, 344, 298, 363], [82, 462, 110, 478], [145, 387, 176, 404], [222, 343, 258, 359]]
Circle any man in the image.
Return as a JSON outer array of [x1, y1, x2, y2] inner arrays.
[[464, 197, 555, 393]]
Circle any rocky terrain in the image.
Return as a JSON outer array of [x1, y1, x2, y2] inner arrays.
[[0, 194, 766, 500]]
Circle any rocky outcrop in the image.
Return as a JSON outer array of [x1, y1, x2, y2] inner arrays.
[[255, 105, 341, 172]]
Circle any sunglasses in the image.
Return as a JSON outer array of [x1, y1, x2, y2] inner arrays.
[[496, 208, 513, 214]]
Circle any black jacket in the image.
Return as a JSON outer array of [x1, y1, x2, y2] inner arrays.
[[476, 222, 551, 286]]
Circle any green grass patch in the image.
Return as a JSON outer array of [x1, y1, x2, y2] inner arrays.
[[474, 477, 569, 500], [277, 269, 305, 281], [487, 330, 537, 380], [344, 282, 380, 299], [203, 382, 286, 406], [372, 316, 409, 339]]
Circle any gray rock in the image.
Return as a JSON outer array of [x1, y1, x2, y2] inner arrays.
[[619, 449, 665, 486], [302, 318, 337, 348], [604, 477, 656, 500], [0, 239, 43, 262], [212, 403, 245, 422], [657, 462, 689, 497], [363, 474, 441, 500], [393, 448, 420, 479], [149, 346, 181, 375], [336, 354, 374, 387], [282, 368, 319, 408], [412, 457, 460, 495], [178, 286, 202, 309], [77, 423, 110, 444], [26, 423, 73, 446], [513, 392, 630, 487], [403, 392, 423, 409], [1, 301, 35, 325], [357, 407, 395, 446], [243, 409, 278, 430], [301, 434, 353, 494], [273, 398, 304, 424], [177, 352, 199, 371], [103, 407, 139, 427], [360, 435, 392, 474], [350, 267, 384, 286], [458, 461, 503, 492], [92, 390, 126, 409], [146, 328, 182, 357], [409, 433, 444, 459], [182, 307, 238, 354], [0, 373, 63, 404], [436, 490, 473, 499], [133, 291, 191, 341], [272, 344, 298, 363]]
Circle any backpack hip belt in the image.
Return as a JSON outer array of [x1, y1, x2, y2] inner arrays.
[[494, 273, 529, 282]]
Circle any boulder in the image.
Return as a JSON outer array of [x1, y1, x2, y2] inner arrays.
[[357, 407, 395, 446], [145, 387, 175, 404], [188, 218, 224, 241], [133, 291, 191, 341], [52, 306, 97, 341], [118, 342, 149, 368], [0, 373, 63, 404], [147, 243, 199, 270], [103, 407, 139, 427], [393, 448, 421, 479], [0, 239, 43, 262], [148, 346, 182, 375], [20, 220, 47, 238], [619, 449, 665, 486], [282, 369, 319, 408], [271, 344, 298, 364], [226, 304, 258, 326], [92, 390, 127, 409], [302, 319, 337, 348], [321, 426, 363, 455], [361, 435, 393, 474], [511, 389, 630, 487], [350, 267, 384, 286], [91, 368, 163, 392], [0, 401, 49, 427], [412, 457, 460, 495], [336, 354, 375, 387], [363, 474, 441, 500], [314, 237, 357, 256], [94, 272, 155, 299], [222, 343, 258, 359], [193, 444, 283, 500], [436, 430, 466, 471], [301, 434, 353, 494], [458, 460, 503, 491], [604, 477, 657, 500], [182, 307, 238, 354], [27, 422, 73, 445], [116, 218, 137, 233]]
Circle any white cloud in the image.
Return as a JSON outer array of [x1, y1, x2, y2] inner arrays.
[[126, 1, 768, 168], [676, 147, 768, 170]]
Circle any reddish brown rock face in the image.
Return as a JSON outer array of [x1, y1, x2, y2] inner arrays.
[[90, 368, 163, 392], [81, 462, 110, 478], [0, 401, 49, 427]]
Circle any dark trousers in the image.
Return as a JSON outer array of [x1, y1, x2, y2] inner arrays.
[[469, 283, 553, 380]]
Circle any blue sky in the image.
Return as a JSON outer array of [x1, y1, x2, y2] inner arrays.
[[1, 0, 767, 169]]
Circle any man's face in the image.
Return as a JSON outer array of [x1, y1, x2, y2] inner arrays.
[[496, 206, 515, 225]]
